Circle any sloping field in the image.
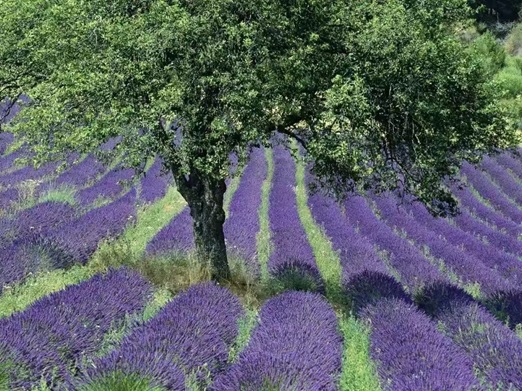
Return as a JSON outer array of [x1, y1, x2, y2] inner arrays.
[[1, 132, 522, 390]]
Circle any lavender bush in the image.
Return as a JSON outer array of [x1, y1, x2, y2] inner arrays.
[[361, 297, 478, 390], [37, 154, 106, 195], [344, 195, 447, 293], [77, 165, 135, 206], [372, 193, 512, 295], [496, 151, 522, 180], [211, 291, 342, 391], [306, 175, 389, 285], [404, 200, 522, 287], [138, 158, 172, 204], [145, 207, 194, 257], [0, 132, 14, 155], [480, 156, 522, 205], [451, 182, 522, 238], [461, 161, 522, 224], [0, 268, 152, 389], [77, 283, 243, 390], [268, 147, 323, 292], [43, 189, 137, 267], [418, 283, 522, 390], [224, 147, 267, 274]]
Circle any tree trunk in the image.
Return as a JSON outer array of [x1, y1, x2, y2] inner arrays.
[[174, 170, 230, 281]]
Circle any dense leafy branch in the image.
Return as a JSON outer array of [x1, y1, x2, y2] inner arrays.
[[1, 0, 519, 278]]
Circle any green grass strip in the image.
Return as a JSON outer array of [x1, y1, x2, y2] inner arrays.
[[0, 265, 95, 319], [93, 186, 186, 266], [294, 155, 343, 300], [95, 287, 173, 358], [256, 148, 274, 282], [37, 184, 77, 205], [0, 186, 185, 318], [227, 308, 259, 363], [338, 315, 382, 391], [224, 173, 242, 218]]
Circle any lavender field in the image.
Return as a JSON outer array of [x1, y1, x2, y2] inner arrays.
[[1, 132, 522, 391]]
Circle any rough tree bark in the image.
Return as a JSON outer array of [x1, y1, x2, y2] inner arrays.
[[174, 169, 231, 281]]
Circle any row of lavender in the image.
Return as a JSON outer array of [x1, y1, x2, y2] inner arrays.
[[0, 267, 342, 390], [306, 156, 522, 390], [0, 140, 172, 291]]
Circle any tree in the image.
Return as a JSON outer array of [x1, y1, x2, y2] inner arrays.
[[0, 0, 518, 280]]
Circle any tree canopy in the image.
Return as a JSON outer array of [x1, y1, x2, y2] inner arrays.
[[1, 0, 519, 279]]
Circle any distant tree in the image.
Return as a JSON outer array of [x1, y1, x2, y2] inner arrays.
[[0, 0, 518, 280]]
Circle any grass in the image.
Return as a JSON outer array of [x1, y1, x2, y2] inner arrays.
[[227, 308, 259, 363], [75, 371, 166, 391], [37, 184, 77, 205], [224, 173, 242, 218], [338, 315, 381, 391], [294, 156, 343, 301], [94, 288, 173, 358], [256, 148, 274, 282], [91, 185, 186, 268], [0, 265, 95, 319], [0, 186, 186, 318], [291, 151, 381, 390]]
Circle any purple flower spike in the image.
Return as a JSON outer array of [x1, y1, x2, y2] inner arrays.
[[43, 189, 136, 267], [77, 165, 135, 205], [344, 270, 411, 314], [418, 282, 522, 390], [145, 207, 194, 256], [461, 161, 522, 224], [211, 291, 342, 391], [0, 268, 152, 389], [224, 147, 267, 275], [77, 283, 243, 389], [361, 298, 479, 391], [344, 195, 447, 293], [268, 147, 323, 291], [139, 158, 172, 204]]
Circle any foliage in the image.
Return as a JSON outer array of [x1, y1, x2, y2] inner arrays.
[[470, 32, 506, 74], [1, 0, 519, 277]]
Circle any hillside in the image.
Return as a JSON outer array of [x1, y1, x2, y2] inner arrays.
[[0, 133, 521, 390]]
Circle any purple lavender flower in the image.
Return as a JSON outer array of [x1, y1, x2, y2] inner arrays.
[[404, 200, 522, 288], [77, 165, 135, 205], [306, 172, 392, 288], [361, 297, 478, 390], [37, 154, 106, 195], [485, 289, 522, 329], [461, 161, 522, 224], [418, 283, 522, 390], [344, 270, 412, 314], [77, 283, 243, 390], [344, 195, 447, 293], [0, 202, 78, 290], [0, 188, 19, 211], [0, 268, 152, 389], [452, 182, 522, 238], [371, 193, 512, 295], [0, 132, 14, 155], [138, 158, 172, 204], [43, 189, 136, 267], [224, 147, 267, 274], [268, 147, 323, 292], [0, 148, 26, 174], [211, 291, 342, 391], [145, 207, 194, 256], [481, 156, 522, 205], [496, 151, 522, 181]]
